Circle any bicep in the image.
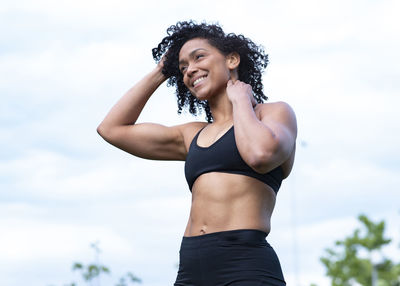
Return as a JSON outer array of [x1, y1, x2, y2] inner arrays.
[[98, 122, 187, 160]]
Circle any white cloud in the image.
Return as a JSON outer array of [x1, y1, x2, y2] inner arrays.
[[0, 148, 189, 201], [0, 218, 133, 262]]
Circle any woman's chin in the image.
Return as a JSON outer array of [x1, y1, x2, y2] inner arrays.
[[191, 91, 210, 101], [196, 95, 212, 102]]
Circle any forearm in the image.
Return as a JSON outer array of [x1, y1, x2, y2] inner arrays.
[[98, 66, 166, 131], [231, 97, 279, 171]]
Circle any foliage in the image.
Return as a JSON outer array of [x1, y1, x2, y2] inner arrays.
[[71, 261, 110, 282], [50, 242, 141, 286], [313, 214, 400, 286], [115, 272, 142, 286]]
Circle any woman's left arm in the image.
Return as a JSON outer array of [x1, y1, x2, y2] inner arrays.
[[227, 80, 297, 173]]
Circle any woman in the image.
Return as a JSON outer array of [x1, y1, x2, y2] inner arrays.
[[97, 21, 297, 286]]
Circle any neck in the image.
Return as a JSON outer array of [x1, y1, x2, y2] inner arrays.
[[208, 90, 233, 125]]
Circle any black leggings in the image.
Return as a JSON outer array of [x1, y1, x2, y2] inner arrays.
[[174, 229, 286, 286]]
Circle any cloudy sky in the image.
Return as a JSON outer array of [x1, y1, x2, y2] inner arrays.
[[1, 0, 399, 285]]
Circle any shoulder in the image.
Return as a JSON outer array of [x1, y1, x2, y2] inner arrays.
[[177, 121, 208, 150], [255, 101, 297, 134], [178, 121, 208, 134], [255, 101, 296, 120]]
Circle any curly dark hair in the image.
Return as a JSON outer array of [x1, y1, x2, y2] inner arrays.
[[152, 20, 269, 122]]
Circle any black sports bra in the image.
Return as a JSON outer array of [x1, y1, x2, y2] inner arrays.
[[184, 125, 284, 193]]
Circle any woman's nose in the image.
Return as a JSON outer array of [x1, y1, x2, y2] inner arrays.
[[186, 63, 198, 77]]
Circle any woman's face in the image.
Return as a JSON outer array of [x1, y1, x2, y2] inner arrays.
[[178, 38, 233, 101]]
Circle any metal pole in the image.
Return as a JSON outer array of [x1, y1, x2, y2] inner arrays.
[[371, 263, 377, 286]]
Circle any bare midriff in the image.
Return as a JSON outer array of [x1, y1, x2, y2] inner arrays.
[[183, 172, 277, 237]]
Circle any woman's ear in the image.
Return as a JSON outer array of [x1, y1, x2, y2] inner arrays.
[[227, 52, 240, 70]]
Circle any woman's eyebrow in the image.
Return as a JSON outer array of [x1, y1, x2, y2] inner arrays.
[[179, 48, 207, 65]]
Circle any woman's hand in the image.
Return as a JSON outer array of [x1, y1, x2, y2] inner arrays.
[[155, 52, 169, 81], [157, 53, 166, 69], [226, 80, 257, 107]]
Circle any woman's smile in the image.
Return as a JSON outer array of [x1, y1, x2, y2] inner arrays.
[[192, 76, 207, 87]]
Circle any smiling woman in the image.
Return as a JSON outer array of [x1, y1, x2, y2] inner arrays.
[[152, 21, 269, 123], [97, 20, 297, 286], [178, 38, 237, 102]]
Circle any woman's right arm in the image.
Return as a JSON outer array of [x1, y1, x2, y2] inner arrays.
[[97, 65, 188, 161]]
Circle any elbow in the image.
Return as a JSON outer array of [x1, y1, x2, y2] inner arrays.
[[96, 123, 111, 141], [247, 149, 275, 173], [96, 123, 105, 137], [246, 138, 282, 173]]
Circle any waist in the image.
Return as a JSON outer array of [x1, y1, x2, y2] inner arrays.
[[182, 229, 269, 246]]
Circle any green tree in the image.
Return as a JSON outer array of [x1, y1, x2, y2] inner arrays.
[[51, 242, 141, 286], [314, 214, 400, 286]]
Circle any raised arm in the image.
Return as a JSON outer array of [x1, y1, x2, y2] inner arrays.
[[227, 80, 297, 173], [97, 64, 189, 161]]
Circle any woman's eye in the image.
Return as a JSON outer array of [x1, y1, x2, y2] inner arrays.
[[195, 54, 204, 60], [180, 66, 187, 73]]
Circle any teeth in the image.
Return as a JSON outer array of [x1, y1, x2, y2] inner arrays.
[[193, 76, 206, 87]]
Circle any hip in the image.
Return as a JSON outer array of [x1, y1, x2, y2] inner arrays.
[[174, 229, 286, 286]]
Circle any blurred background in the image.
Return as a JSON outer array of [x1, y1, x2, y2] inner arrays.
[[1, 0, 399, 285]]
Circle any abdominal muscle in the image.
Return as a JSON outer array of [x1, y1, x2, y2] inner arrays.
[[183, 172, 277, 237]]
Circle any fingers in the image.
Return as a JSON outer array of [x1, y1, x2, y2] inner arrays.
[[251, 95, 257, 108], [227, 79, 241, 86]]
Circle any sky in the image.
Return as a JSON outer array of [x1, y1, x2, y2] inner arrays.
[[1, 0, 399, 285]]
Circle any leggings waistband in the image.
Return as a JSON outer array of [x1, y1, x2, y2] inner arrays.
[[181, 229, 268, 247]]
